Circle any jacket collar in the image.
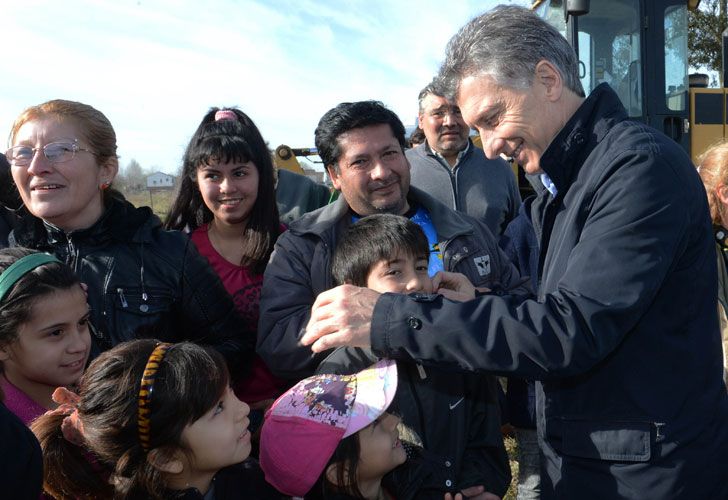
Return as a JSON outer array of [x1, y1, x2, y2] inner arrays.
[[540, 83, 627, 195], [13, 195, 157, 248], [289, 186, 474, 240]]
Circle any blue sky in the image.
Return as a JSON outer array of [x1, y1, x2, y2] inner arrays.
[[0, 0, 527, 174]]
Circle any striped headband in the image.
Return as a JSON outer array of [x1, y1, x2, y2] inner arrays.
[[137, 343, 172, 452]]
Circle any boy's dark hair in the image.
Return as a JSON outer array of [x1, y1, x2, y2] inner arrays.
[[165, 107, 280, 274], [0, 247, 80, 350], [331, 214, 429, 287], [314, 101, 407, 173], [31, 340, 229, 499]]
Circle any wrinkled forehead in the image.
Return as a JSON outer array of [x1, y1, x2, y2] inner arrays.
[[455, 74, 511, 123], [12, 115, 85, 146], [421, 93, 458, 112]]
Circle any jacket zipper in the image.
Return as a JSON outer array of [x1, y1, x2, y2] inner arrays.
[[117, 288, 128, 308], [67, 236, 79, 273], [67, 234, 108, 346]]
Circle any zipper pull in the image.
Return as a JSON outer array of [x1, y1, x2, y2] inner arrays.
[[117, 288, 128, 308], [88, 320, 104, 340], [654, 422, 665, 443], [416, 363, 427, 380]]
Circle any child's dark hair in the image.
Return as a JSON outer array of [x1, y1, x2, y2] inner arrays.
[[331, 214, 430, 287], [165, 106, 280, 274], [31, 339, 230, 499], [0, 247, 80, 350], [304, 433, 362, 499], [321, 433, 364, 498]]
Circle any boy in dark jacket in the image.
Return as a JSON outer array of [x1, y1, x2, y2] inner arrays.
[[317, 214, 510, 499]]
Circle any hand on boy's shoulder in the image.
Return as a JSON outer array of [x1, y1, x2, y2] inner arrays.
[[432, 271, 481, 302]]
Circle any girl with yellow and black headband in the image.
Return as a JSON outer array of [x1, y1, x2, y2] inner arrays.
[[31, 339, 283, 499]]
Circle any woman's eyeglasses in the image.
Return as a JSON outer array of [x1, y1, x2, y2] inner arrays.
[[5, 140, 92, 166]]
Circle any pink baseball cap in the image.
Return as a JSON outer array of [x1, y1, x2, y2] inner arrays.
[[259, 359, 398, 496]]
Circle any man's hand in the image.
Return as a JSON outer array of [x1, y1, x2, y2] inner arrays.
[[301, 284, 379, 352], [432, 271, 477, 302]]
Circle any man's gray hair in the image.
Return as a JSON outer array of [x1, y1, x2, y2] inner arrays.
[[417, 80, 444, 113], [438, 5, 585, 98]]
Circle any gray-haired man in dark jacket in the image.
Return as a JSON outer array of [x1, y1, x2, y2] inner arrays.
[[303, 6, 728, 500]]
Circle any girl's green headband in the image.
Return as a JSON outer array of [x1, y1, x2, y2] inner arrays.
[[0, 253, 62, 303]]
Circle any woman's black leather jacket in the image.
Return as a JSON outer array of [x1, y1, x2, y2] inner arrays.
[[11, 196, 253, 376]]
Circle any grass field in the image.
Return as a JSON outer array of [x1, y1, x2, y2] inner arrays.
[[505, 436, 519, 500], [122, 188, 176, 219]]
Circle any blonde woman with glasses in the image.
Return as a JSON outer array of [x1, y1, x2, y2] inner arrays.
[[4, 100, 253, 376]]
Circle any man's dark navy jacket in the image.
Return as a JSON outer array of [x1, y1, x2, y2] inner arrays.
[[371, 85, 728, 499]]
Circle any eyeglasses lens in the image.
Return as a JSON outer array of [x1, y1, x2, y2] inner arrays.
[[9, 147, 33, 165], [6, 142, 76, 166], [44, 143, 74, 162]]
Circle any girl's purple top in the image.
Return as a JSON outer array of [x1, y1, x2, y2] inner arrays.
[[0, 375, 46, 425]]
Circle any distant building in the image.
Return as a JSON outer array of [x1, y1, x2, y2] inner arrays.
[[146, 171, 176, 189]]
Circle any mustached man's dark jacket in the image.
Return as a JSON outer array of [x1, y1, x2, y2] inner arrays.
[[369, 84, 728, 499], [258, 186, 531, 382]]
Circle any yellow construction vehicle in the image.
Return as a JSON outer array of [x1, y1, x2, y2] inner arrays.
[[272, 145, 319, 174], [534, 0, 720, 164]]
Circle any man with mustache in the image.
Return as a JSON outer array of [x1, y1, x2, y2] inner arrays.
[[257, 100, 530, 381], [408, 82, 520, 236]]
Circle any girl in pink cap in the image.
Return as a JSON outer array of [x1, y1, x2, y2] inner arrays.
[[260, 359, 409, 499]]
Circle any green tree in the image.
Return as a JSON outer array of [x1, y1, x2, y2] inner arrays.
[[689, 0, 728, 83]]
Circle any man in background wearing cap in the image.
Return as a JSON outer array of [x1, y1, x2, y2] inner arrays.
[[408, 81, 520, 236]]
